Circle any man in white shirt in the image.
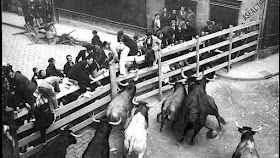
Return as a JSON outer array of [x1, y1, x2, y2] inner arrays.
[[103, 41, 138, 77]]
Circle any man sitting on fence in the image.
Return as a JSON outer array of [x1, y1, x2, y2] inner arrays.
[[103, 41, 139, 77]]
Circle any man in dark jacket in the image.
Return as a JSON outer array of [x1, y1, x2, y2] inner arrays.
[[160, 7, 171, 28], [91, 30, 102, 47], [7, 67, 37, 119], [94, 45, 107, 69], [75, 44, 95, 63], [63, 55, 74, 76], [117, 31, 138, 56], [46, 58, 63, 77]]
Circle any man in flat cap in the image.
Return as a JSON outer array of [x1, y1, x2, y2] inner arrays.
[[46, 58, 63, 77], [91, 30, 102, 47]]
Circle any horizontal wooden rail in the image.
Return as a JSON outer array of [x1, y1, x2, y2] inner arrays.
[[232, 30, 259, 43], [19, 110, 106, 158], [18, 95, 111, 147], [232, 21, 260, 32]]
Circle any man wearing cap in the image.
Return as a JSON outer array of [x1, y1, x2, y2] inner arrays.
[[46, 58, 63, 77], [91, 30, 102, 47], [75, 44, 95, 63]]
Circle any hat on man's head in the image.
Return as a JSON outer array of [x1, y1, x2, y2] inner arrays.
[[48, 58, 55, 62], [117, 30, 124, 36], [92, 30, 97, 34]]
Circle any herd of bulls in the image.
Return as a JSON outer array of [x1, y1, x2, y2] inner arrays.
[[31, 69, 263, 158]]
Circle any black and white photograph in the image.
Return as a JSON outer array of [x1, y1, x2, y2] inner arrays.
[[2, 0, 279, 157]]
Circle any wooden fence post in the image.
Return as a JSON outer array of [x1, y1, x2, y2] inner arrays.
[[109, 62, 118, 98], [228, 25, 233, 72], [158, 50, 163, 102], [195, 35, 200, 75], [9, 109, 20, 158]]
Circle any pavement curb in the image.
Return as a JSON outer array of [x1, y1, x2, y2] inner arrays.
[[216, 72, 279, 81]]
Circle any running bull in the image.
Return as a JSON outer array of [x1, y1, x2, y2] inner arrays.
[[82, 114, 122, 158], [124, 100, 155, 158], [106, 72, 139, 128], [178, 70, 226, 145], [157, 81, 187, 132], [232, 121, 263, 158], [34, 128, 83, 158]]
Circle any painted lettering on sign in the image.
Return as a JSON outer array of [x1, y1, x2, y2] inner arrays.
[[242, 0, 266, 21]]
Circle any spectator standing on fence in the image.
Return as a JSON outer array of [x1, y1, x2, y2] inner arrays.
[[75, 44, 95, 63], [31, 67, 39, 85], [63, 55, 74, 76], [160, 7, 171, 28], [103, 41, 135, 77], [6, 66, 37, 120], [91, 30, 102, 47], [117, 31, 138, 56], [185, 7, 195, 25], [46, 58, 63, 77], [152, 13, 161, 35], [38, 75, 64, 112], [177, 6, 186, 26]]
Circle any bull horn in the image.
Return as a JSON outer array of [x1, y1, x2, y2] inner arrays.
[[206, 77, 215, 82], [195, 71, 204, 81], [167, 81, 176, 85], [118, 78, 129, 86], [132, 97, 139, 105], [181, 68, 188, 79], [146, 102, 156, 108], [92, 113, 101, 123], [133, 69, 139, 81], [235, 121, 242, 129], [252, 125, 263, 132], [109, 117, 122, 125], [70, 132, 83, 138]]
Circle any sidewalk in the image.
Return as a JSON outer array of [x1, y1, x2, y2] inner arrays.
[[2, 12, 279, 81], [216, 53, 279, 80]]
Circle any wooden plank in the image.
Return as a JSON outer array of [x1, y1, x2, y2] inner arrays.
[[196, 36, 200, 75], [256, 19, 262, 59], [232, 20, 260, 32], [161, 39, 197, 57], [232, 30, 259, 43], [231, 41, 258, 54], [158, 51, 163, 101], [200, 51, 229, 66], [163, 63, 196, 79], [137, 82, 157, 94], [162, 51, 196, 66], [69, 110, 106, 133], [137, 85, 172, 101], [109, 63, 118, 98], [228, 25, 234, 71], [118, 65, 158, 82], [19, 110, 106, 158], [231, 51, 256, 64], [199, 40, 230, 55], [199, 28, 231, 42], [14, 108, 29, 119], [18, 95, 111, 147], [17, 84, 111, 134]]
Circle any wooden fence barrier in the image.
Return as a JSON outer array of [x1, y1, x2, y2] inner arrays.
[[12, 20, 261, 158]]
